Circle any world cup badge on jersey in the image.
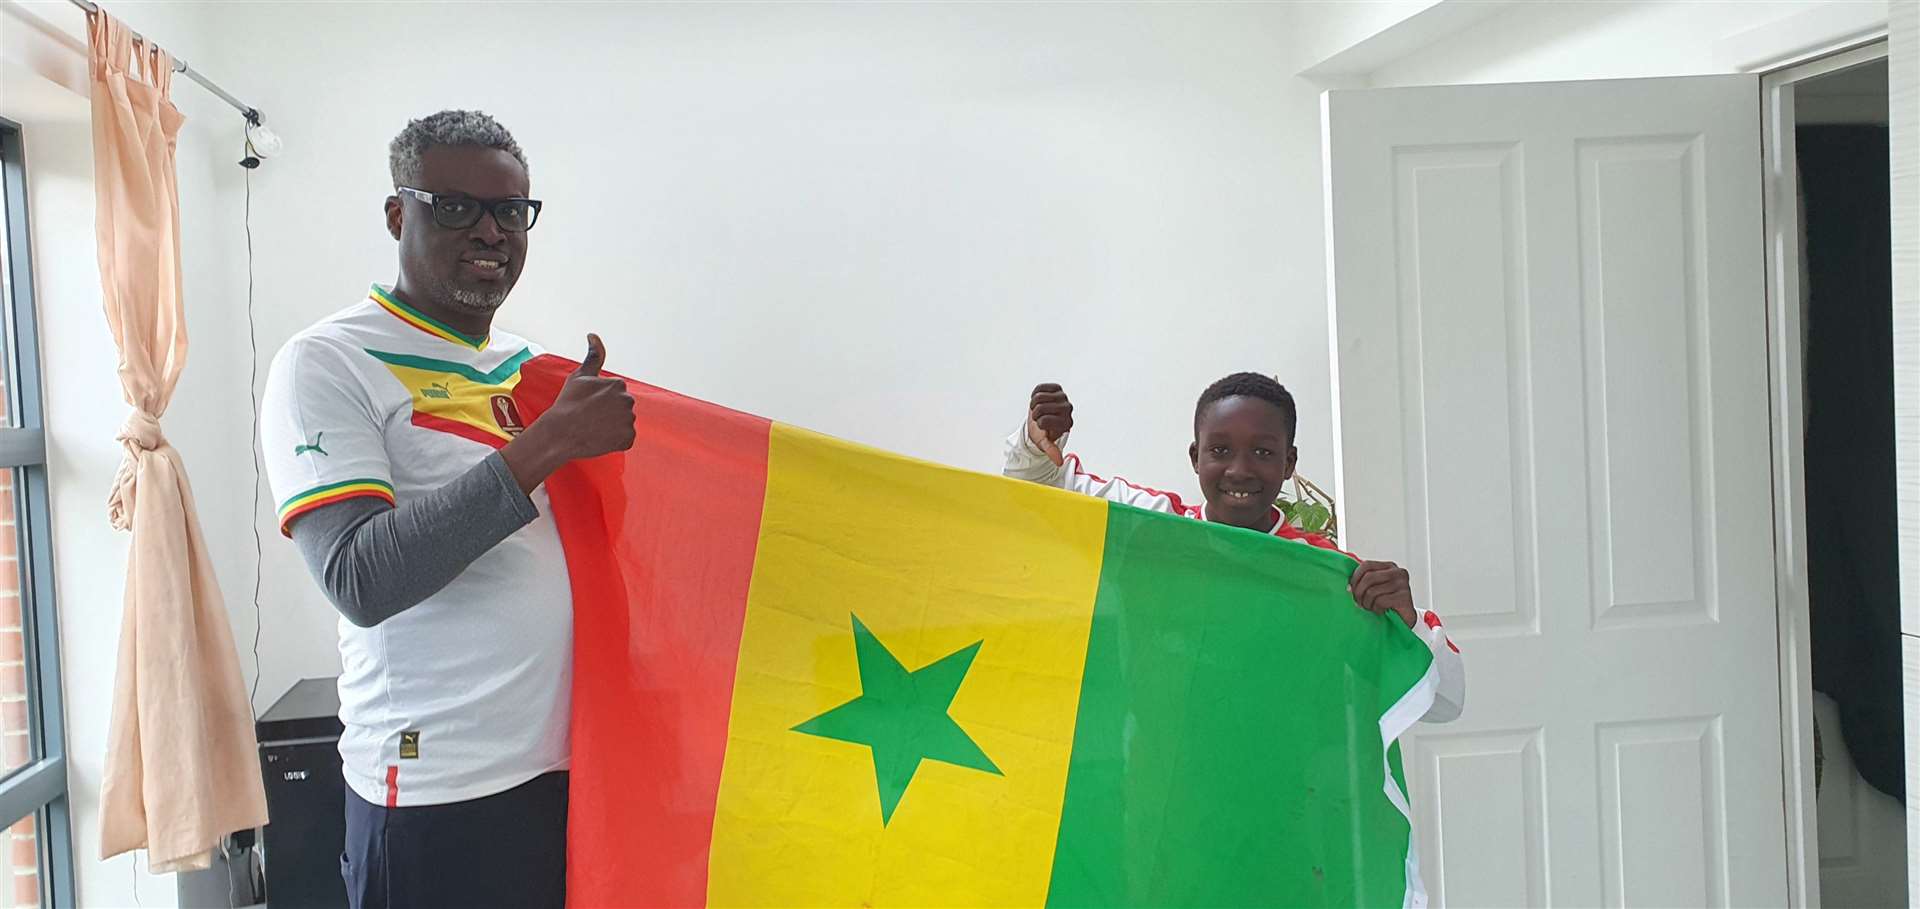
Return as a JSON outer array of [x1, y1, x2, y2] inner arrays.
[[491, 394, 527, 435]]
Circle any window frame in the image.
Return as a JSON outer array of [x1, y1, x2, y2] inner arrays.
[[0, 115, 77, 908]]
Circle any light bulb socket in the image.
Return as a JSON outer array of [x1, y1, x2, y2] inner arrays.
[[245, 122, 283, 158]]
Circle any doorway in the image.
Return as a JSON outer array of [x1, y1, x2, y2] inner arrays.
[[1799, 56, 1900, 909], [1763, 44, 1901, 909], [1326, 73, 1787, 906], [1320, 44, 1912, 901]]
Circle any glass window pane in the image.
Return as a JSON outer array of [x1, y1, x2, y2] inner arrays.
[[0, 469, 26, 781], [0, 123, 61, 904], [0, 812, 40, 908], [0, 164, 14, 429]]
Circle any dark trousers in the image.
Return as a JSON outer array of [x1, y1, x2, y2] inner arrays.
[[343, 771, 568, 909]]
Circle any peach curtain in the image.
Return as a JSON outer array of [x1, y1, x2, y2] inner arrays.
[[87, 10, 267, 873]]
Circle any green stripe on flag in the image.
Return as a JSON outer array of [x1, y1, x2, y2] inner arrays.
[[1046, 503, 1435, 908]]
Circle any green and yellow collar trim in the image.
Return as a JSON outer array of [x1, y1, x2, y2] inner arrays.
[[370, 284, 490, 351]]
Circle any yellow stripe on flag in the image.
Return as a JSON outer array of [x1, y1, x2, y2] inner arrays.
[[707, 424, 1109, 907]]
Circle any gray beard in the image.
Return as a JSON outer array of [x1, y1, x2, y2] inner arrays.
[[431, 273, 510, 313], [450, 287, 509, 312]]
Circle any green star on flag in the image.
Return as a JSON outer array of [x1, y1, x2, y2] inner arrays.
[[793, 614, 1002, 824]]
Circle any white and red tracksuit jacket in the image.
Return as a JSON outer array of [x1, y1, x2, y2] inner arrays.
[[1004, 425, 1466, 724]]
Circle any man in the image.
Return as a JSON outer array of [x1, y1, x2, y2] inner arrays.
[[261, 110, 634, 908]]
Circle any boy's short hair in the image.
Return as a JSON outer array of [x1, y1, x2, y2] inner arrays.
[[1194, 372, 1298, 442]]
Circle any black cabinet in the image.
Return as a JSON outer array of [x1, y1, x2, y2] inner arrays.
[[258, 678, 346, 909]]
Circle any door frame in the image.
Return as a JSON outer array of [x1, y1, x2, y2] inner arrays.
[[1759, 38, 1893, 909]]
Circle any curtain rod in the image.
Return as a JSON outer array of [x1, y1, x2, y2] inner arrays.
[[66, 0, 263, 124]]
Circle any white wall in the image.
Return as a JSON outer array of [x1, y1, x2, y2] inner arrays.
[[1288, 0, 1448, 72], [2, 2, 260, 906], [1367, 0, 1830, 86], [212, 1, 1332, 479], [206, 0, 1343, 700]]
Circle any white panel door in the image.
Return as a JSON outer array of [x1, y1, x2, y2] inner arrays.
[[1324, 75, 1782, 907]]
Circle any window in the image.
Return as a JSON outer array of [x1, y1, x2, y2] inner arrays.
[[0, 118, 75, 908]]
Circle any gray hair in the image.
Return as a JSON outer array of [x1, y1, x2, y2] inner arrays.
[[388, 109, 529, 188]]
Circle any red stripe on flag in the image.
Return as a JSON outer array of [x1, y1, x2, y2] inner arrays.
[[385, 765, 399, 809], [515, 355, 772, 908]]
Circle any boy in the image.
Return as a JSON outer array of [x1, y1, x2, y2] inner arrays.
[[1004, 372, 1464, 722]]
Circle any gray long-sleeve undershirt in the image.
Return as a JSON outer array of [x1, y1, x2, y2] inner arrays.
[[288, 452, 540, 628]]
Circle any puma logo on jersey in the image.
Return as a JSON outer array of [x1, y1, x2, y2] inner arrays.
[[422, 382, 452, 400], [294, 434, 328, 457]]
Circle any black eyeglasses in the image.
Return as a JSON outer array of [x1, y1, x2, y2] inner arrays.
[[396, 187, 543, 232]]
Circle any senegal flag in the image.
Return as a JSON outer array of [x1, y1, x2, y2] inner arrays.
[[513, 357, 1439, 908]]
